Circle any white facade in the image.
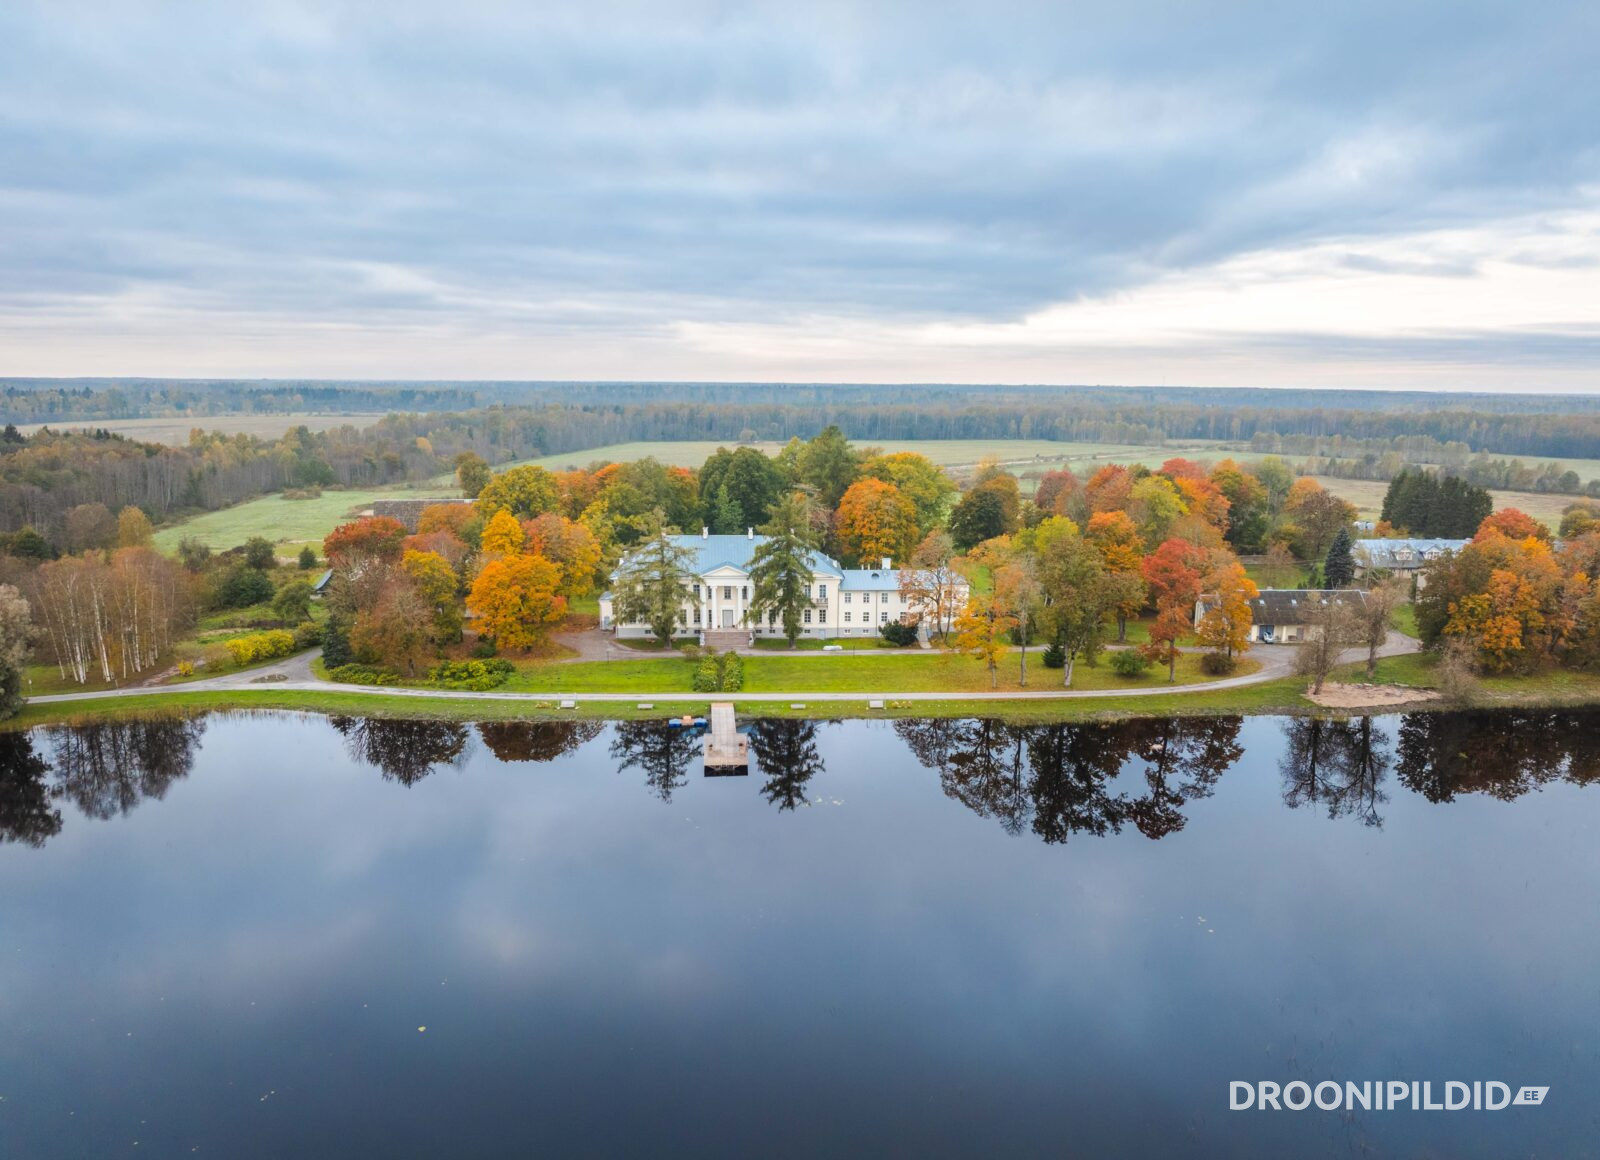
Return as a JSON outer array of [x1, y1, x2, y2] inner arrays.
[[598, 530, 968, 641]]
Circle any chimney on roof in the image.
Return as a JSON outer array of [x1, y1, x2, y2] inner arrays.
[[701, 526, 709, 539], [882, 557, 892, 570], [747, 527, 754, 539]]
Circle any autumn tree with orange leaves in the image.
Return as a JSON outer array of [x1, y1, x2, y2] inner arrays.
[[836, 477, 918, 566], [1085, 511, 1147, 641], [1195, 560, 1258, 659], [1474, 508, 1549, 543], [324, 516, 407, 567], [468, 554, 566, 652], [1141, 538, 1205, 682], [522, 513, 603, 597]]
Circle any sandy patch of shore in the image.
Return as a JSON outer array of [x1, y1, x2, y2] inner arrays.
[[1304, 682, 1442, 709]]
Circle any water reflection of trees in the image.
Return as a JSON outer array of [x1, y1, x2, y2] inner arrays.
[[329, 717, 472, 785], [1278, 717, 1391, 828], [1395, 709, 1600, 802], [44, 715, 207, 819], [0, 731, 62, 846], [610, 722, 697, 803], [894, 717, 1243, 842], [476, 720, 604, 764], [748, 719, 827, 811]]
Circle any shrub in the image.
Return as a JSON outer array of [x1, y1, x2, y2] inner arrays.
[[1436, 638, 1480, 705], [177, 537, 212, 572], [297, 545, 319, 569], [224, 629, 297, 666], [1109, 649, 1151, 678], [176, 660, 195, 677], [1041, 641, 1065, 669], [693, 653, 721, 692], [327, 663, 399, 686], [470, 637, 498, 658], [292, 620, 323, 650], [216, 567, 275, 609], [719, 651, 744, 691], [243, 536, 277, 570], [1199, 651, 1237, 676], [879, 621, 919, 646], [273, 578, 315, 623], [427, 659, 515, 690]]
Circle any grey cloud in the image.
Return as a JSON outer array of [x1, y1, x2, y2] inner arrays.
[[0, 0, 1596, 360]]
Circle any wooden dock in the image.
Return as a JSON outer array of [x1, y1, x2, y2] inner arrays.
[[703, 702, 748, 771]]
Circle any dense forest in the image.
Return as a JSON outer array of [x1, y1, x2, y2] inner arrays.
[[0, 423, 437, 539], [8, 380, 1600, 459], [9, 387, 1600, 546]]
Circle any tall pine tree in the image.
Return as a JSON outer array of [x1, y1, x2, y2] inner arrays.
[[1324, 526, 1356, 587], [749, 495, 821, 647], [611, 510, 699, 647]]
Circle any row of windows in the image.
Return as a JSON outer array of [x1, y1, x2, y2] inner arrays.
[[689, 582, 922, 604], [842, 611, 892, 623]]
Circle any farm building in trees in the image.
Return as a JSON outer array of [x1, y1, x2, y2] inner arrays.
[[1194, 588, 1369, 644]]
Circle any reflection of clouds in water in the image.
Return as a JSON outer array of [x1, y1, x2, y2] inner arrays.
[[2, 712, 1600, 1155]]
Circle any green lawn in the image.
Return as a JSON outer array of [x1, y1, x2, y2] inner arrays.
[[485, 648, 1255, 695], [20, 664, 127, 697], [22, 647, 1600, 729], [752, 637, 897, 651], [151, 485, 459, 553], [1390, 603, 1420, 638]]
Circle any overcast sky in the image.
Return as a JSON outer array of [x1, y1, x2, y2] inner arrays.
[[2, 0, 1597, 389]]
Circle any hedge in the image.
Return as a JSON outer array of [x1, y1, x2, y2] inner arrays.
[[692, 650, 744, 692], [693, 654, 721, 692], [327, 663, 400, 686], [427, 659, 515, 691]]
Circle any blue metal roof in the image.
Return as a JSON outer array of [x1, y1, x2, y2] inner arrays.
[[663, 534, 840, 577], [840, 567, 900, 591], [1355, 538, 1469, 568]]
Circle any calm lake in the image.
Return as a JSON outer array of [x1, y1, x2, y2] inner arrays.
[[1, 709, 1597, 1158]]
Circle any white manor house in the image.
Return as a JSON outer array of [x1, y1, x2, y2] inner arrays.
[[599, 529, 969, 642]]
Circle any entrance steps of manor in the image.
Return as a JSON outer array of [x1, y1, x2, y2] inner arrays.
[[702, 629, 750, 652]]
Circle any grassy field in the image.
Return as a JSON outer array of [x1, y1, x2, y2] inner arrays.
[[487, 648, 1253, 695], [751, 637, 898, 651], [509, 438, 1238, 473], [21, 649, 1600, 730], [7, 680, 1306, 729], [1483, 451, 1600, 479], [18, 412, 388, 446], [151, 485, 460, 553], [1312, 476, 1573, 530]]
